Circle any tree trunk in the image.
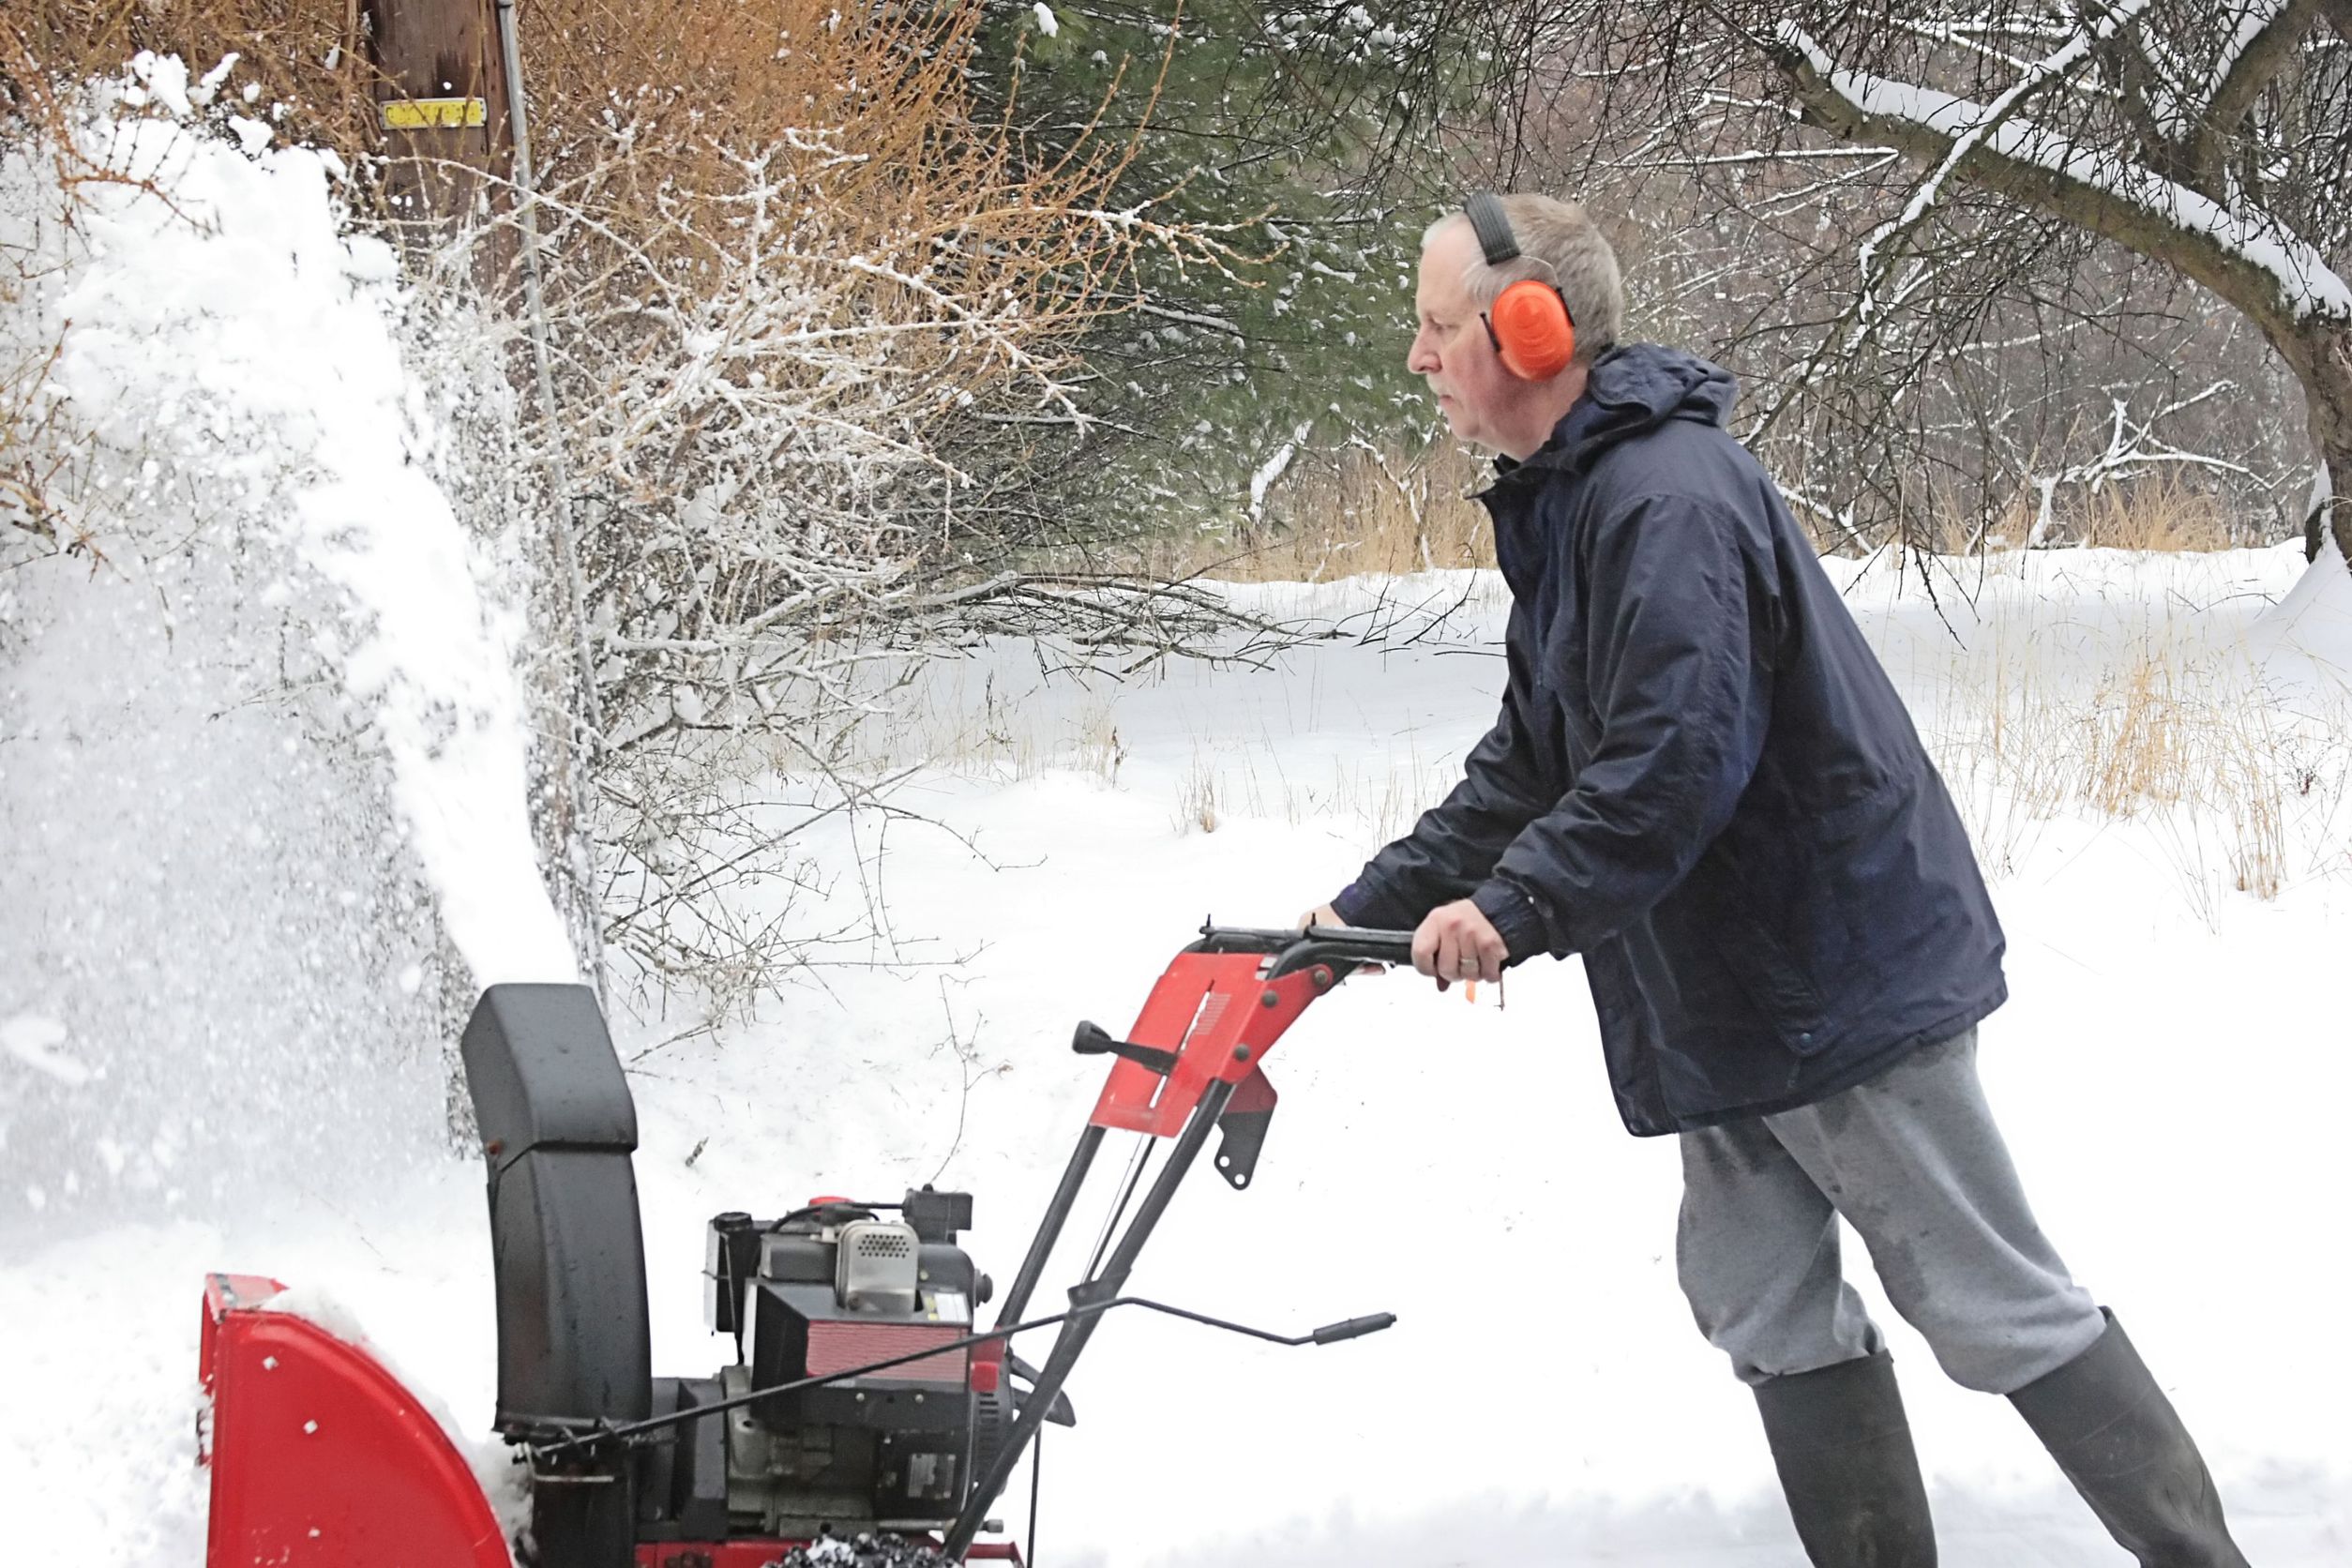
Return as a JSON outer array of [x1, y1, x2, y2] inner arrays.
[[2277, 323, 2352, 565]]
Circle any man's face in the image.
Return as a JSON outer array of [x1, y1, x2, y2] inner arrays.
[[1408, 221, 1515, 451]]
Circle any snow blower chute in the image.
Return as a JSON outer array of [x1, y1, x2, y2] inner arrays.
[[198, 924, 1412, 1566]]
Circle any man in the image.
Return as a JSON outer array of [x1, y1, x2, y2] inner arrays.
[[1306, 192, 2249, 1567]]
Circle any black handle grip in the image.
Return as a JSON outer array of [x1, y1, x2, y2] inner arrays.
[[1311, 1312, 1397, 1345], [1300, 925, 1417, 963]]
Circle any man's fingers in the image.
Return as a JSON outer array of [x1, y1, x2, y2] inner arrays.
[[1439, 929, 1478, 990], [1413, 901, 1507, 992], [1410, 922, 1440, 978]]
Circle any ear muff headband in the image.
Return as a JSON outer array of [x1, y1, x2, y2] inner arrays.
[[1463, 190, 1521, 265], [1463, 191, 1576, 382]]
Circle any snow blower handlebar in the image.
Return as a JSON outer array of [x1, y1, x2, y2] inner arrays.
[[940, 921, 1412, 1559], [993, 921, 1412, 1331], [1192, 921, 1420, 970]]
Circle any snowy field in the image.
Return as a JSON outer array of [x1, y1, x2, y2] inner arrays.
[[7, 81, 2352, 1568], [8, 551, 2352, 1565]]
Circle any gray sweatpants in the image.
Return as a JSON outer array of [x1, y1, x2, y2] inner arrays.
[[1677, 1028, 2106, 1395]]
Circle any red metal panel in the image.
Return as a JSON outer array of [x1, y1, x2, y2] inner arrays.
[[200, 1274, 509, 1568], [1226, 1064, 1277, 1116], [1088, 955, 1327, 1137], [805, 1319, 967, 1382]]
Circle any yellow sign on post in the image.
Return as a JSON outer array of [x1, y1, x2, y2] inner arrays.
[[378, 98, 489, 131]]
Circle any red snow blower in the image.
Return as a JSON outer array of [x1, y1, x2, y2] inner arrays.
[[198, 923, 1413, 1567]]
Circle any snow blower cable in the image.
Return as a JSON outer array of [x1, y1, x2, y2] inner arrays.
[[1083, 1135, 1154, 1283], [526, 1293, 1396, 1461]]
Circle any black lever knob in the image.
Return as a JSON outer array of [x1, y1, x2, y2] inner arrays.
[[1071, 1020, 1180, 1076]]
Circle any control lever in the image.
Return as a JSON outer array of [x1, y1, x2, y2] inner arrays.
[[1071, 1020, 1179, 1077]]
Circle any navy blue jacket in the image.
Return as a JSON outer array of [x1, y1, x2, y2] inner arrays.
[[1332, 345, 2007, 1135]]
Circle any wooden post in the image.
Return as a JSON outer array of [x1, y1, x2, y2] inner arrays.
[[365, 0, 510, 231]]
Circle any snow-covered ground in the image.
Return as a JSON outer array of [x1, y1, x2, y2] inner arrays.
[[8, 551, 2351, 1564], [6, 78, 2352, 1568]]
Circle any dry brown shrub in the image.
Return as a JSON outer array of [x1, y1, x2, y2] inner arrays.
[[7, 0, 1185, 329], [1161, 449, 2254, 586], [8, 3, 376, 166], [2074, 475, 2242, 551], [439, 3, 1240, 1004], [2078, 652, 2194, 818], [1935, 616, 2330, 911], [0, 303, 66, 554], [520, 0, 1146, 307], [1915, 472, 2258, 556]]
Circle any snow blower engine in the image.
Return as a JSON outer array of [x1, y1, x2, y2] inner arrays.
[[683, 1191, 1026, 1540], [195, 923, 1414, 1567], [457, 983, 1041, 1563]]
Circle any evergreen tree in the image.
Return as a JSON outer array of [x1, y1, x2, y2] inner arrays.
[[958, 0, 1496, 543]]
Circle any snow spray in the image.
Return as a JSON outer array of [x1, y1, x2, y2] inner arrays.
[[0, 59, 574, 1237]]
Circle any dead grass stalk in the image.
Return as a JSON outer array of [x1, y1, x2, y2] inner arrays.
[[1147, 440, 1494, 581]]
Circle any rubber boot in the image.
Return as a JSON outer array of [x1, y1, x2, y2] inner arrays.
[[1755, 1349, 1937, 1567], [2010, 1310, 2251, 1567]]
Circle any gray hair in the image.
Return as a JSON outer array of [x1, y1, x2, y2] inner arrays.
[[1424, 195, 1623, 366]]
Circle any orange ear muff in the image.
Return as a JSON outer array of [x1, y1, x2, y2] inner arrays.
[[1484, 279, 1576, 382]]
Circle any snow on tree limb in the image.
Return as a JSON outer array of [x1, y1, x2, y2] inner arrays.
[[2192, 0, 2321, 183], [1772, 22, 2352, 324], [2208, 0, 2303, 111], [2115, 0, 2303, 143], [1850, 0, 2156, 316]]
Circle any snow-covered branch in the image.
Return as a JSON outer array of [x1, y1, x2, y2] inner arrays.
[[2190, 0, 2322, 181], [1772, 22, 2352, 324], [1847, 0, 2155, 317]]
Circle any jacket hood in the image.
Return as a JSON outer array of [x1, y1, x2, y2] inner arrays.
[[1514, 343, 1739, 476]]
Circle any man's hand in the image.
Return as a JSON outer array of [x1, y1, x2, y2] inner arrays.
[[1297, 903, 1341, 931], [1412, 899, 1506, 990]]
